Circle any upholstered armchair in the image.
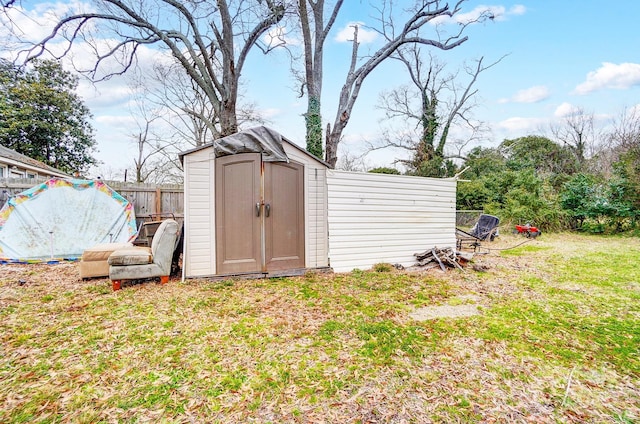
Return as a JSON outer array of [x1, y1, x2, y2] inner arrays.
[[108, 219, 179, 290]]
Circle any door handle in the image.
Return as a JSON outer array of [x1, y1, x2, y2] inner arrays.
[[265, 203, 271, 217], [256, 202, 261, 217]]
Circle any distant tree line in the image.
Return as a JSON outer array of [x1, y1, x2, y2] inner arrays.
[[370, 107, 640, 234], [453, 111, 640, 234]]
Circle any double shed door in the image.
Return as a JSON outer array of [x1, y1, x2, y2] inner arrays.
[[215, 153, 305, 274]]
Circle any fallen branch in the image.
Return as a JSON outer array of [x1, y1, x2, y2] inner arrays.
[[562, 365, 577, 407], [431, 248, 446, 272], [413, 247, 471, 271]]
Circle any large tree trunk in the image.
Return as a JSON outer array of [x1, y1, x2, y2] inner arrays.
[[305, 96, 323, 158], [416, 88, 438, 166], [220, 90, 239, 136], [325, 124, 339, 168], [298, 0, 343, 158]]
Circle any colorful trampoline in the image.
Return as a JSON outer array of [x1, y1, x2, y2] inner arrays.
[[0, 178, 137, 261]]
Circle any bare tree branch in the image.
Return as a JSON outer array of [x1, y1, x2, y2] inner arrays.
[[550, 107, 600, 169], [21, 0, 289, 137], [371, 46, 505, 176], [324, 0, 492, 167]]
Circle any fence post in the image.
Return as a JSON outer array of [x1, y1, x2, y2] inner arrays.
[[155, 187, 162, 217]]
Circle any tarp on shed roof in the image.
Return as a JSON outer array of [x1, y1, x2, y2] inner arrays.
[[179, 126, 290, 163], [214, 126, 289, 162], [0, 178, 137, 260]]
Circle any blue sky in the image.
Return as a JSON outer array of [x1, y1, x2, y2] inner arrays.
[[2, 1, 640, 174], [239, 1, 640, 168]]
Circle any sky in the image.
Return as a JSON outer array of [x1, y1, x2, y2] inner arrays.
[[2, 1, 640, 176]]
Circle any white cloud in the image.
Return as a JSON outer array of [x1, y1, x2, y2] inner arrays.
[[62, 37, 171, 80], [95, 114, 137, 128], [0, 2, 152, 119], [0, 1, 95, 60], [1, 2, 171, 77], [508, 5, 527, 17], [497, 116, 546, 132], [259, 108, 281, 119], [554, 102, 581, 118], [630, 103, 640, 117], [432, 4, 526, 25], [79, 81, 135, 110], [456, 6, 504, 24], [499, 85, 550, 104], [334, 22, 378, 44], [574, 62, 640, 94]]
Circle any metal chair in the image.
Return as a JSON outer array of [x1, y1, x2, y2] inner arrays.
[[456, 214, 500, 252]]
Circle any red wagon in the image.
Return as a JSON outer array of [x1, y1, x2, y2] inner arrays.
[[514, 223, 541, 238]]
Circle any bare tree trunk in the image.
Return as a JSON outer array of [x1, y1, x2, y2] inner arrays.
[[419, 87, 438, 163], [135, 133, 144, 183]]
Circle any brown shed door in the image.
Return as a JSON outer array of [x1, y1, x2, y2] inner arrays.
[[264, 161, 305, 271], [215, 154, 262, 274], [215, 154, 305, 274]]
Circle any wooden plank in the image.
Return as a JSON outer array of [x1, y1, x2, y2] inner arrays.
[[155, 187, 161, 215]]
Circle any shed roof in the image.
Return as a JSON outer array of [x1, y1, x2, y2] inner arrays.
[[178, 126, 330, 168]]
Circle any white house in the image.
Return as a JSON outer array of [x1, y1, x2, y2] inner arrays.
[[0, 145, 69, 180]]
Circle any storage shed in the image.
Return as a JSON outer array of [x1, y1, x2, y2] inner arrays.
[[326, 170, 457, 272], [180, 126, 458, 279], [179, 126, 330, 278]]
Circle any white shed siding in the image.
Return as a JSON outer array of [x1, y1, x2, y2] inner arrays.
[[326, 170, 456, 272], [183, 149, 215, 277], [283, 143, 329, 268]]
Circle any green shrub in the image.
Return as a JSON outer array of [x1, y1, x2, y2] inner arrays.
[[372, 263, 393, 273], [369, 167, 400, 175]]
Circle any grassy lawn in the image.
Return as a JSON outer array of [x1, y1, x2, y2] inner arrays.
[[0, 233, 638, 423]]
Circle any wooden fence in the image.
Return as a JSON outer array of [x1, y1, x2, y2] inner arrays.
[[0, 178, 184, 227], [107, 181, 184, 223]]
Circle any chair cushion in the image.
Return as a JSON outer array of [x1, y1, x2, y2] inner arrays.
[[82, 243, 133, 262], [108, 247, 153, 266], [79, 260, 110, 279]]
